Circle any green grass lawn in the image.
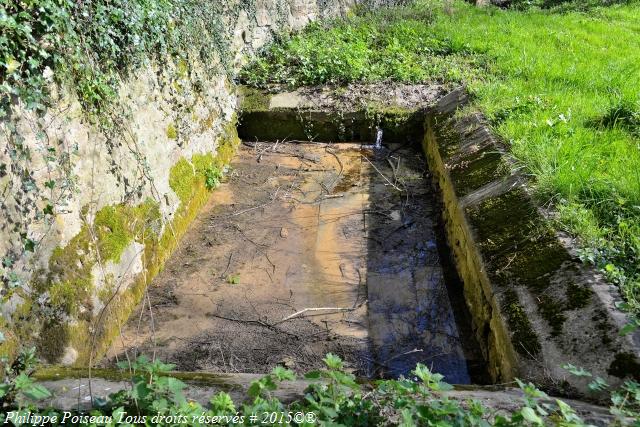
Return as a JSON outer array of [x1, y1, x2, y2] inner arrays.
[[240, 0, 640, 319]]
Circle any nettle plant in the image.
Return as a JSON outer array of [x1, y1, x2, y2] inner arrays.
[[1, 350, 639, 426]]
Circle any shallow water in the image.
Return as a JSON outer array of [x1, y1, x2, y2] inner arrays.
[[106, 141, 486, 383]]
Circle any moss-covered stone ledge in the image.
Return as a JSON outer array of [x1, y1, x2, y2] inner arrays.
[[237, 84, 446, 143], [423, 87, 640, 396]]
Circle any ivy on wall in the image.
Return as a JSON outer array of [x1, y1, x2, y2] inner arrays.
[[0, 0, 245, 117], [0, 0, 287, 356]]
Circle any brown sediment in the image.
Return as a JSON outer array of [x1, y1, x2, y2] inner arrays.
[[105, 141, 484, 382], [106, 143, 372, 374]]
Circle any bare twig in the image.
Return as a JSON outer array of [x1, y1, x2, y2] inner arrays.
[[362, 155, 403, 191], [274, 300, 367, 325]]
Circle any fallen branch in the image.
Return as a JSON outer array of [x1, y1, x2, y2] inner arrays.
[[361, 155, 403, 192], [274, 300, 367, 325], [325, 147, 344, 189], [381, 348, 424, 365]]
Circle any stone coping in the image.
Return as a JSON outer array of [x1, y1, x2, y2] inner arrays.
[[426, 88, 640, 396]]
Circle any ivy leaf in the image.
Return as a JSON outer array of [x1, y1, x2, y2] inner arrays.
[[5, 58, 20, 74], [24, 238, 36, 252], [22, 384, 52, 400], [44, 180, 55, 189], [43, 204, 54, 215]]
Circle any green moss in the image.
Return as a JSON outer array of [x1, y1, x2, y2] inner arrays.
[[239, 86, 271, 112], [176, 58, 189, 79], [48, 281, 85, 318], [94, 205, 132, 262], [166, 123, 178, 140], [449, 147, 510, 197], [565, 282, 592, 310], [537, 295, 566, 337], [36, 321, 69, 363], [608, 352, 640, 381], [467, 188, 577, 335], [501, 289, 541, 357], [0, 320, 18, 361], [169, 158, 197, 205], [468, 188, 570, 285]]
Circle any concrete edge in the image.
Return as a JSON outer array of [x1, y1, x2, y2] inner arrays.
[[424, 87, 640, 396]]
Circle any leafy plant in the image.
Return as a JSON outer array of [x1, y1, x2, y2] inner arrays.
[[110, 356, 187, 415], [2, 352, 640, 426], [0, 348, 51, 410], [204, 166, 223, 190]]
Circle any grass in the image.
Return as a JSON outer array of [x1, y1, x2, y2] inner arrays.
[[240, 0, 640, 317]]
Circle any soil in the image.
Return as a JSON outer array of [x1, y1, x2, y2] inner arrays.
[[105, 140, 485, 382]]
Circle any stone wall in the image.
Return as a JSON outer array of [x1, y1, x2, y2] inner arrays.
[[0, 0, 355, 365]]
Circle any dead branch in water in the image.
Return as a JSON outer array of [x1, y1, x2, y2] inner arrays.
[[274, 300, 367, 325], [361, 155, 403, 192]]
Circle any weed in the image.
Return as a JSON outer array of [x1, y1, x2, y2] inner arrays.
[[2, 350, 639, 425], [204, 166, 223, 190]]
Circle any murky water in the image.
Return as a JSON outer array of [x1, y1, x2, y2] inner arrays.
[[107, 141, 486, 383]]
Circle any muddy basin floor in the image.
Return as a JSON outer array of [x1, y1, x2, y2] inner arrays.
[[106, 141, 486, 383]]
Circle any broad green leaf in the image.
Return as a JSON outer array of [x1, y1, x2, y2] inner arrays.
[[323, 353, 343, 370], [22, 384, 52, 400], [305, 370, 322, 379], [5, 58, 20, 74], [521, 407, 543, 424]]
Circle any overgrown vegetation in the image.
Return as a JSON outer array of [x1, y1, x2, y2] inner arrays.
[[2, 350, 639, 426], [0, 0, 249, 118], [240, 0, 640, 321]]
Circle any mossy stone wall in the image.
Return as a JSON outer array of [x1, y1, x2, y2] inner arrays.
[[424, 89, 640, 394], [0, 0, 355, 364]]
